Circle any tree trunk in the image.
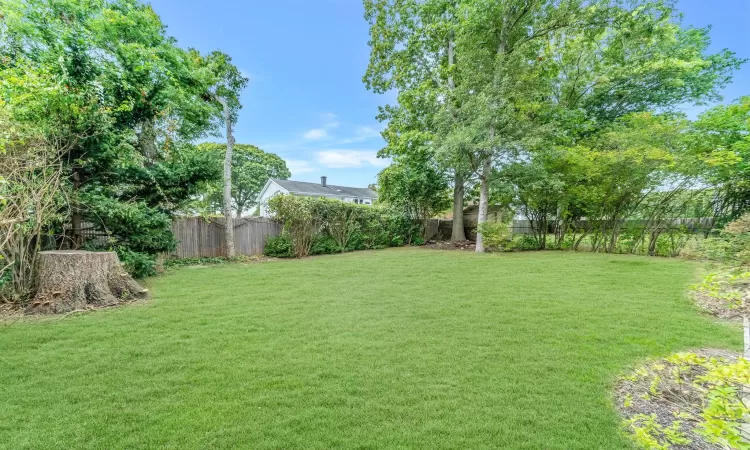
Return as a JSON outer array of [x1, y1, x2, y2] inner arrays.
[[219, 98, 236, 259], [70, 170, 83, 249], [475, 155, 491, 253], [451, 172, 467, 241], [447, 34, 467, 243], [743, 292, 749, 413], [26, 251, 148, 314]]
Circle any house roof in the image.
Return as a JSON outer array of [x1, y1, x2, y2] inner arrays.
[[270, 179, 377, 198]]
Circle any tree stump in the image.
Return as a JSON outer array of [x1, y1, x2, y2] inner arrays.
[[26, 251, 149, 314]]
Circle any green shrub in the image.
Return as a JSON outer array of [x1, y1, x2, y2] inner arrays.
[[311, 236, 342, 255], [267, 195, 421, 258], [477, 222, 512, 251], [620, 353, 750, 450], [512, 234, 541, 251], [116, 248, 157, 279], [267, 196, 321, 257], [694, 213, 750, 265], [163, 257, 228, 268], [264, 234, 294, 258]]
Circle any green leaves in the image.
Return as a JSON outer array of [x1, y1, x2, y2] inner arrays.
[[621, 352, 750, 450], [267, 195, 421, 258], [0, 0, 249, 280], [377, 153, 451, 221], [194, 143, 290, 217]]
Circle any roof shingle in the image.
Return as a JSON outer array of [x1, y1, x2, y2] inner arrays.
[[271, 179, 377, 199]]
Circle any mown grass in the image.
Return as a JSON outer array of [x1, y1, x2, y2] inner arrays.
[[0, 249, 740, 449]]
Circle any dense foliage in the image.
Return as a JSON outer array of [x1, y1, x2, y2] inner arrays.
[[264, 195, 422, 258], [377, 152, 451, 222], [364, 0, 744, 251], [0, 0, 245, 289], [192, 143, 291, 218]]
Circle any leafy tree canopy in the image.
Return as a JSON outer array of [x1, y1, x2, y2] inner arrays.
[[0, 0, 245, 276], [193, 143, 291, 218]]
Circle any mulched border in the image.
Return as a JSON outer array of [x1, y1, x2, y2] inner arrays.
[[614, 348, 743, 450]]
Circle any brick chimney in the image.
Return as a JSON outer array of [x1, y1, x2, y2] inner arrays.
[[321, 176, 327, 187]]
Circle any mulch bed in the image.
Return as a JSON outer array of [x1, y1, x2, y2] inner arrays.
[[614, 348, 744, 450], [694, 290, 745, 322], [421, 240, 477, 251]]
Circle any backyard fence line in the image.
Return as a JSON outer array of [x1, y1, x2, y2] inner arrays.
[[424, 217, 716, 241], [171, 217, 281, 258], [78, 216, 714, 259]]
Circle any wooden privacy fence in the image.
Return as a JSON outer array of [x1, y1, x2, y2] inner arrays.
[[171, 217, 281, 258]]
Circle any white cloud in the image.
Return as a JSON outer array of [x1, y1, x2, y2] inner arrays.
[[316, 150, 390, 168], [303, 128, 328, 140], [357, 125, 380, 137], [338, 125, 382, 144], [286, 159, 317, 175], [321, 112, 340, 128]]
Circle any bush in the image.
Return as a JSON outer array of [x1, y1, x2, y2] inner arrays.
[[163, 257, 229, 268], [311, 236, 342, 255], [694, 213, 750, 265], [116, 248, 157, 279], [619, 352, 750, 450], [512, 234, 541, 251], [266, 195, 421, 258], [477, 222, 512, 251], [267, 196, 320, 257], [264, 234, 294, 258]]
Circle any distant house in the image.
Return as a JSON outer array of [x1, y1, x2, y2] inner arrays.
[[257, 176, 378, 217]]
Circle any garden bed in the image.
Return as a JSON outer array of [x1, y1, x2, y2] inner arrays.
[[615, 349, 749, 449]]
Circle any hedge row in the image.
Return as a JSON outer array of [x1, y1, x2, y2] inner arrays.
[[264, 195, 423, 258]]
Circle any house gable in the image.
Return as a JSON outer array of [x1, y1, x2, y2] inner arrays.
[[257, 179, 290, 217], [257, 178, 378, 217]]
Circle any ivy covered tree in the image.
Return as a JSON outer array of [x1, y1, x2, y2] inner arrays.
[[194, 143, 291, 218]]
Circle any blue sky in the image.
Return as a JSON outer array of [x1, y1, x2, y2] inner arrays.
[[149, 0, 750, 188]]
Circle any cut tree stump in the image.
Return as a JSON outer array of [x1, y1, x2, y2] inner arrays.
[[26, 250, 149, 315]]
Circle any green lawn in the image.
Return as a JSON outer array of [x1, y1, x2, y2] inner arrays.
[[0, 249, 741, 449]]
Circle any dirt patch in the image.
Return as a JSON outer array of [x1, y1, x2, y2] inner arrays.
[[422, 240, 476, 251], [614, 349, 746, 450], [0, 299, 152, 323], [0, 302, 23, 320]]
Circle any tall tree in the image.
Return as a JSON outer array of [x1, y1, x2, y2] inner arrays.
[[365, 0, 742, 252], [204, 51, 248, 258], [364, 0, 472, 241]]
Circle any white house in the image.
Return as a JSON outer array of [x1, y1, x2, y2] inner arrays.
[[257, 176, 378, 217]]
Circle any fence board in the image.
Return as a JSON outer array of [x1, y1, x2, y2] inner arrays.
[[170, 217, 281, 258]]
